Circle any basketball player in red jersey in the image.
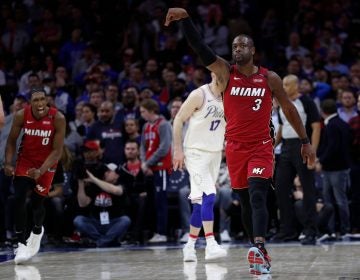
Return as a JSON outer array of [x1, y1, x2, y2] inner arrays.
[[165, 8, 316, 275], [5, 87, 65, 264]]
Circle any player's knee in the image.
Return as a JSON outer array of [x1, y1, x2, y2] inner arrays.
[[248, 178, 270, 209]]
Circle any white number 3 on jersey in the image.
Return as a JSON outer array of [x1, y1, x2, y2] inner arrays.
[[252, 99, 262, 111]]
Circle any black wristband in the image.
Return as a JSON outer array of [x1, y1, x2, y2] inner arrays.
[[301, 137, 310, 145], [180, 17, 217, 66]]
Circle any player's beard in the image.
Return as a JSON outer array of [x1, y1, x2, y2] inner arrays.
[[234, 53, 251, 66]]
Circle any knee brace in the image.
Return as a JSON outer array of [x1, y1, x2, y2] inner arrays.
[[190, 203, 202, 228], [201, 193, 216, 221]]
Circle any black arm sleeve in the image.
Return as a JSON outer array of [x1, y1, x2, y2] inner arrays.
[[180, 17, 217, 66]]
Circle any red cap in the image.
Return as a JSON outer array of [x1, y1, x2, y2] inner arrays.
[[83, 140, 100, 151]]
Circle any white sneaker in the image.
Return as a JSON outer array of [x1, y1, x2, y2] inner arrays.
[[14, 243, 31, 264], [220, 230, 231, 242], [148, 233, 167, 243], [183, 244, 197, 262], [26, 227, 44, 258], [180, 232, 189, 243], [205, 242, 227, 260], [14, 265, 41, 280], [205, 264, 228, 280]]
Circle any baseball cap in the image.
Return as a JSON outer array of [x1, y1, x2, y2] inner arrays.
[[106, 163, 118, 171], [82, 140, 100, 151]]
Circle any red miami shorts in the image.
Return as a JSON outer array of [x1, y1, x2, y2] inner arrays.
[[15, 160, 57, 196], [225, 139, 274, 190]]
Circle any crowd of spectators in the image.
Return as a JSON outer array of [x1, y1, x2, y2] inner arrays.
[[0, 0, 359, 247]]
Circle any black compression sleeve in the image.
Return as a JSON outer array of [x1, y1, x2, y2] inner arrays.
[[180, 17, 217, 66]]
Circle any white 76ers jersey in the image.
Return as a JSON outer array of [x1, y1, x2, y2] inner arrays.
[[183, 84, 226, 152]]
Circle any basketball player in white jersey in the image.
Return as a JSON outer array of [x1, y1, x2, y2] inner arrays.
[[173, 72, 227, 262]]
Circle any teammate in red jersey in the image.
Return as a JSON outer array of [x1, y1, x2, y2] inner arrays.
[[5, 87, 65, 264], [165, 8, 316, 275]]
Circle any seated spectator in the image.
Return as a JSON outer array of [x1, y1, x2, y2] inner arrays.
[[293, 176, 334, 241], [73, 162, 131, 247]]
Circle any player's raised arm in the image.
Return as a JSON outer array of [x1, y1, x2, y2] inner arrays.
[[164, 8, 230, 92]]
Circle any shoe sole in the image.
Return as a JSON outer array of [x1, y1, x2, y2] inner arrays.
[[14, 256, 31, 265], [205, 251, 227, 260], [247, 248, 271, 274]]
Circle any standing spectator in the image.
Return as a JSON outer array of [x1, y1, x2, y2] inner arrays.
[[349, 94, 360, 233], [317, 99, 352, 237], [124, 118, 141, 144], [337, 90, 358, 123], [74, 163, 131, 247], [118, 140, 150, 244], [274, 74, 321, 245], [5, 87, 65, 264], [140, 99, 172, 242], [87, 101, 125, 165]]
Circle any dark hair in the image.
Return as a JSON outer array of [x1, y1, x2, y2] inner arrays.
[[321, 99, 337, 115], [30, 86, 46, 96], [125, 139, 139, 147], [82, 102, 97, 115]]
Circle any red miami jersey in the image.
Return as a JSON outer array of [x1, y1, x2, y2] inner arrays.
[[223, 65, 273, 142], [143, 117, 172, 171], [16, 105, 58, 173]]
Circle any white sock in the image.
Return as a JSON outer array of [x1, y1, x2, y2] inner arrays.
[[206, 235, 216, 245], [186, 236, 197, 248]]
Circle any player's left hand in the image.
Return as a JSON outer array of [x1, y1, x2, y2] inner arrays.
[[173, 150, 185, 171], [300, 143, 316, 169], [27, 168, 41, 180]]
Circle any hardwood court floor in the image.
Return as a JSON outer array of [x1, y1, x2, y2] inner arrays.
[[0, 242, 359, 280]]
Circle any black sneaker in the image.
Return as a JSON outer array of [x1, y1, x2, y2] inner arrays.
[[300, 235, 316, 245]]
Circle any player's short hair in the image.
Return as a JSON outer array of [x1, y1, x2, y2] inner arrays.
[[30, 86, 46, 96]]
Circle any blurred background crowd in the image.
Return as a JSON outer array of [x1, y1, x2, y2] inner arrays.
[[0, 0, 359, 248]]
